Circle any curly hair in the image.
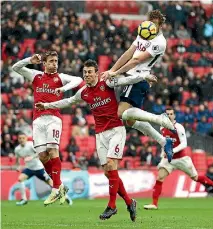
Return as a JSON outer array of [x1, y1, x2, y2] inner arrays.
[[148, 10, 166, 25]]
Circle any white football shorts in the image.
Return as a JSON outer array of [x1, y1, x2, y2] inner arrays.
[[33, 115, 62, 154], [158, 156, 198, 178], [96, 126, 126, 165]]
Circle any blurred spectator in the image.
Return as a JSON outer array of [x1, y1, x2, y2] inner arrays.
[[203, 20, 213, 40], [174, 105, 185, 123], [127, 130, 141, 146], [186, 39, 201, 53], [14, 118, 32, 137], [153, 97, 166, 114], [125, 143, 137, 157], [1, 134, 14, 157], [196, 117, 212, 135], [88, 151, 100, 168], [184, 106, 195, 125], [5, 37, 20, 58], [72, 107, 86, 125], [196, 104, 211, 121], [186, 92, 199, 107], [72, 119, 89, 137], [78, 151, 88, 170], [66, 137, 79, 155], [176, 25, 190, 39], [172, 60, 187, 79]]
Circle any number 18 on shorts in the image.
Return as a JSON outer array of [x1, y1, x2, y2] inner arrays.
[[95, 126, 126, 165]]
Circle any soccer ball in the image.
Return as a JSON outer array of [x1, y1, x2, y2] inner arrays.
[[138, 21, 157, 40]]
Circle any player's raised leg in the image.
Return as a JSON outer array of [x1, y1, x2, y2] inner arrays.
[[117, 101, 173, 158], [144, 167, 169, 210]]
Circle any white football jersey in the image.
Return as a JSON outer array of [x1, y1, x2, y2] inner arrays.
[[127, 32, 167, 74], [14, 141, 44, 170]]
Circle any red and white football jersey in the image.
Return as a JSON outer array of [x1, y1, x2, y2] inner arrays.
[[80, 80, 123, 133], [12, 57, 83, 121], [161, 122, 187, 159]]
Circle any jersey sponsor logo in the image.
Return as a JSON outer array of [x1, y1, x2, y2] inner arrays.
[[90, 97, 111, 110], [36, 83, 59, 96]]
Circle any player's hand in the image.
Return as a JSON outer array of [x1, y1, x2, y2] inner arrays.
[[101, 71, 115, 81], [144, 74, 158, 84], [24, 156, 33, 162], [35, 102, 45, 111], [30, 54, 42, 64], [55, 87, 64, 95]]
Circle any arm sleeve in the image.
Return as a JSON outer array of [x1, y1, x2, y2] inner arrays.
[[106, 72, 150, 88], [173, 124, 187, 154], [11, 57, 42, 82], [44, 89, 83, 109], [146, 41, 166, 57], [59, 73, 83, 92]]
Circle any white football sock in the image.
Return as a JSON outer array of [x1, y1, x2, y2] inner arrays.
[[19, 182, 27, 200], [122, 107, 163, 126], [132, 121, 166, 147]]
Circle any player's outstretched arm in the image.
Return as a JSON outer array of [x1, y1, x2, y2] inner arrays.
[[101, 44, 136, 80], [112, 51, 152, 76], [55, 73, 83, 94], [12, 55, 43, 82], [35, 88, 83, 110], [106, 73, 157, 88]]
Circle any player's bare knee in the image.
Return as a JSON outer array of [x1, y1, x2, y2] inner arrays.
[[39, 152, 50, 164], [157, 168, 168, 181], [106, 158, 116, 171], [47, 147, 59, 158]]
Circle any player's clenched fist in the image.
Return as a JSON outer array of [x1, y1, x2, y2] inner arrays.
[[35, 102, 45, 110], [30, 54, 42, 64], [144, 74, 158, 83]]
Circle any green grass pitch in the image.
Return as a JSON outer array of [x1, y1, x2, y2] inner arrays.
[[1, 198, 213, 229]]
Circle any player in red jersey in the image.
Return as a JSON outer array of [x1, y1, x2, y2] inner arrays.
[[144, 107, 213, 210], [36, 59, 157, 221], [12, 51, 83, 205]]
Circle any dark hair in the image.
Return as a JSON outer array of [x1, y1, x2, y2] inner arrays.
[[17, 132, 26, 136], [148, 10, 166, 25], [166, 106, 175, 112], [84, 59, 98, 72], [42, 51, 58, 62]]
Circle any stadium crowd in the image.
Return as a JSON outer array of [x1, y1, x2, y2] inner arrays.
[[1, 1, 213, 167]]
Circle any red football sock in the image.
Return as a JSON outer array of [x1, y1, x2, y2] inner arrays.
[[118, 177, 132, 206], [197, 175, 213, 186], [51, 157, 62, 189], [152, 180, 163, 206], [43, 160, 52, 178], [108, 170, 119, 209]]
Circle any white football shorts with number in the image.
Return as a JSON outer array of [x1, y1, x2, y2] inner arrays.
[[33, 115, 62, 154], [96, 126, 126, 165]]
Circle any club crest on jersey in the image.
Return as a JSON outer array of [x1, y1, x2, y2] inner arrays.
[[100, 85, 105, 91], [53, 77, 59, 83]]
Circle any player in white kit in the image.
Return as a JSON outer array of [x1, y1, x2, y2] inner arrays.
[[15, 132, 73, 206], [15, 132, 51, 205], [101, 10, 174, 160]]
